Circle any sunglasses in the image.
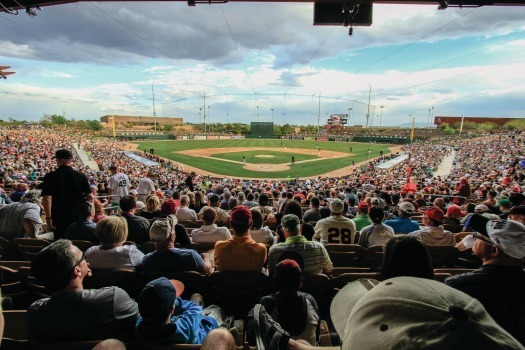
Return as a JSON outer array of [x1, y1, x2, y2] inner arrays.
[[72, 251, 87, 269]]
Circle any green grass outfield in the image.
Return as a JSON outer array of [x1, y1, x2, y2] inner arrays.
[[136, 139, 393, 178]]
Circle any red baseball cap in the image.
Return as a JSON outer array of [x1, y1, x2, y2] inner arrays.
[[425, 208, 444, 223], [446, 205, 466, 218], [230, 205, 252, 223]]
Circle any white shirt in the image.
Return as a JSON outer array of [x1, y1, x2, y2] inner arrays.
[[191, 224, 231, 243], [314, 215, 357, 245], [176, 206, 198, 223], [137, 177, 155, 195], [85, 244, 144, 270], [408, 226, 456, 246], [108, 173, 130, 200], [250, 226, 274, 245]]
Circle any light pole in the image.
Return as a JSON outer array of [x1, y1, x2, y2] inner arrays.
[[199, 108, 202, 127], [282, 113, 285, 124], [207, 105, 211, 134], [380, 105, 384, 127], [256, 105, 259, 122], [431, 106, 434, 127], [271, 108, 274, 123], [408, 114, 412, 129]]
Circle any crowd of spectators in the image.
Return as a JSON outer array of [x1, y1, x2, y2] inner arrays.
[[0, 126, 524, 348]]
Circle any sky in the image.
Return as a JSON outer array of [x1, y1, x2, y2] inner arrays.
[[1, 1, 524, 127]]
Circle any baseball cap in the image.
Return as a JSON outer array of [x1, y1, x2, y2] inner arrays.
[[486, 219, 525, 259], [330, 277, 523, 350], [475, 204, 490, 213], [129, 189, 138, 196], [330, 199, 345, 214], [446, 205, 466, 217], [508, 205, 525, 215], [281, 214, 301, 230], [497, 198, 511, 208], [149, 215, 177, 241], [230, 205, 252, 223], [138, 277, 184, 324], [398, 202, 415, 214], [54, 149, 73, 159], [425, 207, 445, 223]]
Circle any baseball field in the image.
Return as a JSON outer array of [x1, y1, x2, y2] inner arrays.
[[134, 139, 398, 179]]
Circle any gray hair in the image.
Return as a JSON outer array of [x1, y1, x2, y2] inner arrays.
[[20, 190, 42, 204]]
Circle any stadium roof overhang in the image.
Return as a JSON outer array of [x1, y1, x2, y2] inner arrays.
[[2, 0, 524, 29]]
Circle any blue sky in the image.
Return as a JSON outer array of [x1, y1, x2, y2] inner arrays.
[[1, 2, 524, 126]]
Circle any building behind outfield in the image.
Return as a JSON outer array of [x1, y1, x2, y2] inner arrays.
[[100, 115, 183, 127], [434, 116, 518, 127]]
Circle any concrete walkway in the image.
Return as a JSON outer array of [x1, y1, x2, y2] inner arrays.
[[433, 147, 456, 178], [73, 145, 99, 171]]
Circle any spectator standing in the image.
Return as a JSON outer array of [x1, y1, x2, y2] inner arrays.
[[107, 165, 130, 203], [42, 149, 93, 239]]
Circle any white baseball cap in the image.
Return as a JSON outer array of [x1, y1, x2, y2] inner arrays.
[[330, 277, 523, 350]]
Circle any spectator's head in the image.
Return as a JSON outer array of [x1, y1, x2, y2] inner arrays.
[[398, 202, 415, 218], [96, 216, 128, 246], [180, 195, 189, 207], [230, 205, 252, 235], [356, 201, 369, 215], [310, 196, 320, 208], [283, 200, 303, 219], [273, 259, 302, 295], [150, 215, 177, 244], [471, 216, 525, 264], [209, 194, 220, 207], [31, 240, 91, 293], [138, 277, 184, 327], [446, 205, 466, 219], [433, 197, 445, 209], [251, 208, 264, 230], [172, 191, 180, 200], [281, 214, 301, 237], [109, 165, 118, 174], [160, 199, 178, 215], [259, 194, 269, 206], [474, 204, 490, 214], [497, 198, 511, 212], [368, 207, 385, 225], [20, 190, 41, 204], [423, 208, 444, 227], [380, 236, 434, 281], [202, 207, 217, 225], [508, 206, 525, 225], [119, 195, 136, 213], [145, 195, 161, 212], [246, 193, 255, 201], [54, 149, 74, 166], [331, 276, 523, 350], [78, 201, 95, 220]]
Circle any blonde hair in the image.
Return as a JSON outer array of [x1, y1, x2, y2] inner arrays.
[[145, 195, 161, 212], [96, 216, 128, 245]]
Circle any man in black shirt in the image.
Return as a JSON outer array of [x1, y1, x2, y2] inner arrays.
[[118, 195, 150, 244], [185, 171, 196, 192], [445, 217, 525, 345], [42, 149, 93, 238]]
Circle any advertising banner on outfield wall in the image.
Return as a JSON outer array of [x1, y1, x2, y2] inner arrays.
[[177, 136, 188, 140], [231, 135, 245, 139], [304, 137, 314, 141], [292, 136, 304, 140], [207, 136, 219, 140], [316, 137, 328, 141], [194, 136, 207, 140], [220, 136, 232, 139]]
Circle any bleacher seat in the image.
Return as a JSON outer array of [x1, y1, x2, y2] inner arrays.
[[426, 246, 459, 267], [361, 245, 384, 268], [83, 268, 145, 300], [11, 238, 51, 261], [325, 244, 363, 267]]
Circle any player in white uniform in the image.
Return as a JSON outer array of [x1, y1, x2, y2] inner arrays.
[[313, 199, 356, 245], [107, 165, 130, 203]]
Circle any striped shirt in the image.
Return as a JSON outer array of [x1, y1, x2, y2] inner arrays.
[[268, 235, 333, 275]]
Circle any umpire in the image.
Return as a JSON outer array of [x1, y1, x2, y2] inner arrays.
[[42, 149, 93, 238]]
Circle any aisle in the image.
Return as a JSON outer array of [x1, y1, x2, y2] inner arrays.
[[433, 147, 455, 178]]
